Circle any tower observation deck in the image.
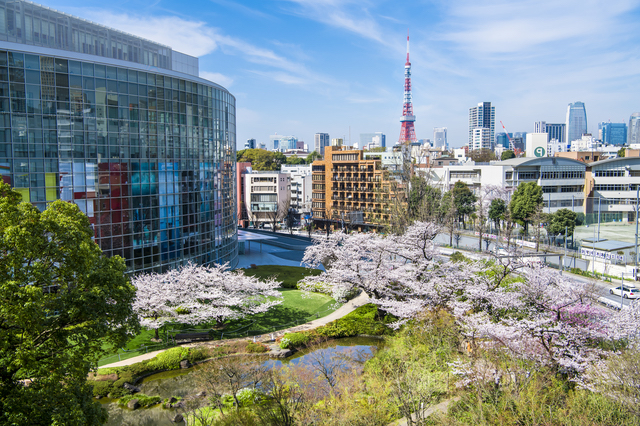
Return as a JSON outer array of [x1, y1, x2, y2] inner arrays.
[[398, 33, 417, 144]]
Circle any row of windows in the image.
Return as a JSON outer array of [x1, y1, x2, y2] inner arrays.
[[250, 194, 277, 202], [0, 52, 217, 96], [542, 186, 584, 193], [332, 154, 359, 162], [540, 171, 584, 179], [595, 184, 640, 191], [594, 170, 625, 177], [0, 5, 172, 69]]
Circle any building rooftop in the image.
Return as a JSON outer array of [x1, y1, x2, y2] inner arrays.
[[580, 238, 635, 251]]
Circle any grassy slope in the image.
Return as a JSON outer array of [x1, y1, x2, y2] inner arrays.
[[99, 266, 333, 365]]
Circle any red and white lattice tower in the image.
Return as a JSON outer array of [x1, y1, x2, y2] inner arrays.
[[398, 32, 417, 144]]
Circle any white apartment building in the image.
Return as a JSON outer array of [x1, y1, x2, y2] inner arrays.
[[281, 164, 313, 216], [589, 157, 640, 223], [244, 171, 291, 227], [428, 157, 586, 214]]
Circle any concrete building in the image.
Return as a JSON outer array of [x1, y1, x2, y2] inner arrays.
[[587, 157, 640, 223], [311, 146, 393, 229], [360, 132, 386, 150], [281, 164, 312, 222], [433, 127, 447, 149], [0, 0, 238, 272], [244, 171, 290, 228], [469, 102, 495, 150], [429, 157, 586, 214], [526, 133, 549, 157], [245, 139, 256, 149]]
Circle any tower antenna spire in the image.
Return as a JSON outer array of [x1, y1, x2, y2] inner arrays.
[[398, 30, 417, 144]]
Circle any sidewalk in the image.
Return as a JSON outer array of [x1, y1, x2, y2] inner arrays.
[[101, 292, 371, 368]]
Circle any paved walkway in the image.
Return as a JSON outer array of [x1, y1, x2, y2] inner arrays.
[[102, 291, 370, 368]]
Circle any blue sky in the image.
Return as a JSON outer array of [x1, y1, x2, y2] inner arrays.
[[49, 0, 640, 149]]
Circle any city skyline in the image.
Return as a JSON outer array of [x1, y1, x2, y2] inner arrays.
[[45, 0, 640, 149]]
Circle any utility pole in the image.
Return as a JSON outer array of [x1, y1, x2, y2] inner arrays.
[[564, 225, 567, 273], [597, 196, 601, 241]]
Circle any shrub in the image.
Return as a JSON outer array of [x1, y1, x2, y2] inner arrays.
[[236, 388, 265, 407], [147, 346, 189, 370], [279, 332, 311, 349], [450, 251, 469, 263], [316, 304, 395, 338], [246, 342, 268, 353], [118, 394, 162, 408], [187, 346, 210, 363], [90, 380, 113, 397]]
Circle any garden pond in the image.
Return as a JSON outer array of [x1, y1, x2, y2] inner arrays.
[[102, 336, 382, 426]]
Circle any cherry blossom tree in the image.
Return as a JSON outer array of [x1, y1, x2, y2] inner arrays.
[[301, 222, 635, 375], [300, 221, 477, 322], [132, 262, 282, 338]]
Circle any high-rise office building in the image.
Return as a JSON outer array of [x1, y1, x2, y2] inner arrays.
[[433, 127, 447, 149], [360, 132, 386, 149], [245, 139, 256, 149], [469, 102, 495, 150], [565, 102, 587, 144], [314, 133, 330, 156], [598, 122, 627, 145], [534, 121, 565, 143], [0, 0, 238, 273], [495, 133, 511, 149], [270, 135, 297, 152], [629, 113, 640, 145]]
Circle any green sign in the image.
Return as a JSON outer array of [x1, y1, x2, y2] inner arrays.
[[534, 146, 546, 157]]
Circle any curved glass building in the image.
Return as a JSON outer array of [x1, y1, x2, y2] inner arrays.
[[0, 0, 238, 273]]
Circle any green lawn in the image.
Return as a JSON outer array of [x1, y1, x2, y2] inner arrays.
[[239, 265, 323, 288], [98, 287, 337, 366]]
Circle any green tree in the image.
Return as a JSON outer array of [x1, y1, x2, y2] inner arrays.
[[501, 150, 516, 161], [618, 147, 626, 158], [451, 181, 477, 226], [488, 198, 507, 233], [408, 176, 441, 222], [286, 155, 305, 165], [470, 148, 496, 162], [509, 181, 543, 233], [236, 148, 286, 171], [547, 208, 577, 238], [306, 150, 321, 164], [0, 183, 139, 425]]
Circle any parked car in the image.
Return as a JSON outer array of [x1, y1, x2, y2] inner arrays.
[[609, 285, 640, 299]]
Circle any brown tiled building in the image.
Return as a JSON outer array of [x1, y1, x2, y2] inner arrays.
[[311, 146, 392, 230]]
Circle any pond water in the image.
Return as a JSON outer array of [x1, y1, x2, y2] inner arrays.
[[102, 337, 382, 426]]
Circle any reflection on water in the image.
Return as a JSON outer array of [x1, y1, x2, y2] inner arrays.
[[102, 337, 382, 426]]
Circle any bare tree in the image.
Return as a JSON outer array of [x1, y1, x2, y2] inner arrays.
[[476, 185, 509, 252], [266, 193, 291, 233], [195, 355, 267, 414]]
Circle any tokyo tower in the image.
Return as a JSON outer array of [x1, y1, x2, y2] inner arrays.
[[398, 32, 417, 144]]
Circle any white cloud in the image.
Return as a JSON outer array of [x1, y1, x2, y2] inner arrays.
[[437, 0, 640, 56], [199, 71, 234, 88], [71, 9, 335, 89], [283, 0, 395, 48], [80, 11, 220, 57]]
